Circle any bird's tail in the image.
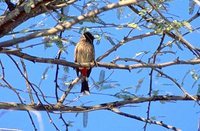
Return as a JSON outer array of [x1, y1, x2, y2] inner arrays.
[[81, 78, 90, 95]]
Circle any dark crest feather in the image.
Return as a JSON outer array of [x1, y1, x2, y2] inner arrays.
[[84, 32, 94, 43]]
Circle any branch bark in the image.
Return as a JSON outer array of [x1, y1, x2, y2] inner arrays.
[[0, 95, 198, 112], [1, 49, 200, 70], [0, 0, 77, 37]]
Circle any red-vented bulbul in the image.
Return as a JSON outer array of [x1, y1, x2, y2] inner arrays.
[[74, 32, 95, 95]]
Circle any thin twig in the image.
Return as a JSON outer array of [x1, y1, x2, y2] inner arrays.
[[144, 33, 166, 131], [0, 60, 37, 131], [155, 69, 197, 101], [110, 108, 181, 131], [57, 77, 81, 105], [2, 49, 200, 70], [20, 58, 34, 104]]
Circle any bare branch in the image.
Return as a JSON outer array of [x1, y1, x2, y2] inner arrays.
[[110, 108, 181, 131], [155, 69, 196, 101], [1, 49, 200, 70], [0, 0, 77, 37], [0, 95, 198, 112], [20, 58, 35, 104], [57, 77, 81, 105]]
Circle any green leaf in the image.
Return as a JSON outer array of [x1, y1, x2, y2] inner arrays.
[[63, 66, 69, 73], [20, 29, 30, 33], [94, 34, 101, 45], [189, 0, 195, 14], [190, 69, 199, 81], [43, 36, 53, 48], [93, 17, 106, 25], [152, 90, 159, 96], [99, 83, 119, 91], [63, 6, 69, 16], [133, 51, 148, 58], [67, 121, 74, 127], [24, 4, 31, 13], [94, 34, 101, 41], [135, 78, 144, 93], [150, 116, 156, 120], [83, 112, 88, 128], [104, 34, 116, 45], [115, 94, 131, 99], [43, 35, 65, 49], [182, 21, 193, 32], [41, 67, 49, 80], [127, 23, 141, 30], [44, 42, 53, 48], [114, 87, 136, 100], [114, 92, 132, 100], [160, 100, 166, 104], [138, 9, 146, 16], [24, 1, 34, 13], [64, 82, 71, 86], [197, 84, 200, 95], [172, 20, 182, 29], [99, 70, 105, 86], [117, 7, 124, 19]]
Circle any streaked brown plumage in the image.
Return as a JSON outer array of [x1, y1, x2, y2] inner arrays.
[[74, 32, 95, 94]]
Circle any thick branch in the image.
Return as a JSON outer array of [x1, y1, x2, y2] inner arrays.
[[0, 0, 77, 37], [1, 49, 200, 70], [0, 95, 198, 112]]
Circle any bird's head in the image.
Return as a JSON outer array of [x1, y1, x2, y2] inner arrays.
[[83, 32, 94, 43]]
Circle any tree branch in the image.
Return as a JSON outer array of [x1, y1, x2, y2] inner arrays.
[[0, 0, 140, 47], [0, 0, 77, 37], [0, 95, 198, 112], [110, 108, 181, 131], [1, 49, 200, 70], [57, 77, 81, 105]]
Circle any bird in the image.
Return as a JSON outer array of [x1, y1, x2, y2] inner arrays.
[[74, 32, 95, 95]]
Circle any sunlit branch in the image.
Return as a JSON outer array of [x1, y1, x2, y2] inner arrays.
[[0, 0, 77, 37], [1, 49, 200, 70], [0, 0, 140, 47], [0, 95, 199, 112]]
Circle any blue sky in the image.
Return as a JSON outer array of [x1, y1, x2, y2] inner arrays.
[[0, 0, 200, 131]]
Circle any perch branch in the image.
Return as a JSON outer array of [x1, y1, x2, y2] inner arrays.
[[0, 95, 198, 112]]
